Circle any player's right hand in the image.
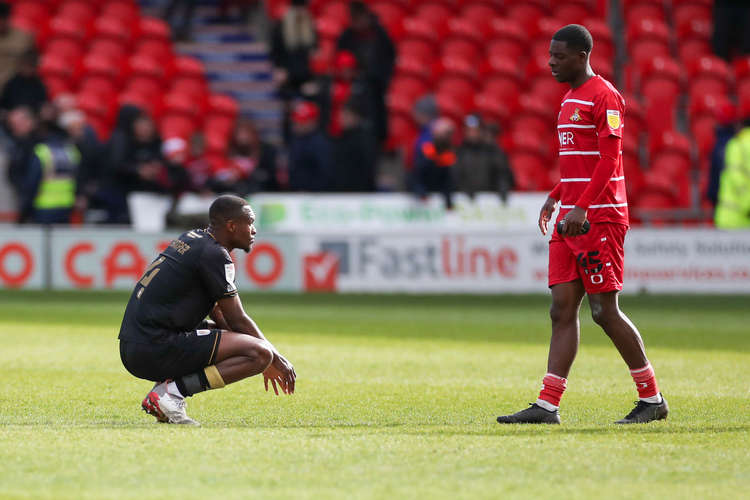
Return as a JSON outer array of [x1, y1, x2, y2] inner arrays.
[[538, 197, 558, 235]]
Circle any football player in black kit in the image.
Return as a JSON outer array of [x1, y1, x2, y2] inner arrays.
[[118, 195, 296, 425]]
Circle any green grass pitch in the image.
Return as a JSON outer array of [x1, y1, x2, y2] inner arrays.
[[1, 290, 748, 499]]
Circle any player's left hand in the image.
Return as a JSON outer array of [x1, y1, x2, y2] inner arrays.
[[562, 206, 587, 236], [263, 353, 296, 395]]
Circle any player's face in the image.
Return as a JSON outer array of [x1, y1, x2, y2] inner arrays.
[[232, 205, 257, 253], [548, 40, 584, 83]]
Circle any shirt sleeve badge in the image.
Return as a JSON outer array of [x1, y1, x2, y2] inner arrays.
[[606, 109, 621, 129]]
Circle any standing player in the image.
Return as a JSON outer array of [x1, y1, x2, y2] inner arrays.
[[496, 25, 668, 424], [118, 195, 296, 425]]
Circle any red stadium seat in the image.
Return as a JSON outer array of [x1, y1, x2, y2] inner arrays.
[[691, 115, 717, 158], [401, 17, 439, 45], [134, 39, 174, 63], [623, 1, 666, 26], [57, 1, 98, 24], [81, 52, 124, 87], [460, 3, 498, 30], [318, 0, 349, 25], [687, 56, 733, 98], [316, 16, 344, 43], [92, 15, 134, 46], [138, 16, 171, 42], [556, 0, 592, 24], [89, 38, 128, 62], [160, 114, 198, 140], [509, 152, 553, 191], [47, 15, 90, 45], [170, 56, 205, 80], [390, 75, 430, 101], [487, 18, 528, 62], [649, 130, 692, 169], [474, 92, 513, 129], [436, 75, 477, 108], [128, 53, 166, 83], [530, 17, 564, 42], [627, 18, 671, 65], [44, 37, 85, 64], [207, 94, 239, 119], [395, 54, 432, 82], [674, 3, 711, 30], [733, 56, 750, 83], [39, 51, 80, 87], [441, 39, 482, 66], [386, 113, 417, 153], [169, 79, 209, 104], [370, 2, 406, 40], [529, 78, 568, 108], [387, 90, 413, 118], [118, 90, 157, 116], [506, 2, 548, 34], [123, 76, 163, 100], [100, 0, 138, 23], [414, 2, 453, 31], [445, 17, 486, 49], [677, 39, 712, 63], [398, 38, 435, 64], [585, 18, 615, 61]]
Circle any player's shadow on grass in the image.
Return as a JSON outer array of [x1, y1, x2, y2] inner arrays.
[[433, 424, 750, 437]]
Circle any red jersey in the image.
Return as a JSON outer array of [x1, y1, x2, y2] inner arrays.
[[554, 75, 628, 226]]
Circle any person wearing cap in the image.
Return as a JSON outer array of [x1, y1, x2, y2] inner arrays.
[[0, 2, 34, 93], [715, 112, 750, 228], [318, 50, 374, 139], [412, 117, 456, 209], [288, 100, 333, 191], [455, 114, 514, 203], [706, 98, 738, 207]]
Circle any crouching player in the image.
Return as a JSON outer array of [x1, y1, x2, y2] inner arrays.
[[118, 195, 296, 425]]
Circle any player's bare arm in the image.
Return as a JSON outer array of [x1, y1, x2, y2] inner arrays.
[[538, 197, 558, 235], [208, 303, 231, 330], [218, 294, 296, 394]]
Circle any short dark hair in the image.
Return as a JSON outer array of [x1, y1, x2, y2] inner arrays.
[[349, 1, 369, 18], [209, 195, 250, 226], [0, 2, 10, 18], [552, 24, 593, 54]]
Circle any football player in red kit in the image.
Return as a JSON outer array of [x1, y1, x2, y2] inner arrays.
[[496, 24, 668, 424]]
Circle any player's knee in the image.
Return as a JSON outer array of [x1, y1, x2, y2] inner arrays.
[[550, 302, 574, 325], [590, 303, 613, 328], [250, 341, 273, 370]]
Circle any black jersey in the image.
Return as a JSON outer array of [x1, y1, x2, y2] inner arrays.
[[118, 229, 238, 343]]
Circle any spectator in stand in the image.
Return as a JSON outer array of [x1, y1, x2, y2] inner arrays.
[[4, 105, 39, 220], [57, 109, 105, 222], [412, 117, 457, 210], [161, 136, 192, 195], [111, 111, 170, 194], [707, 99, 738, 207], [406, 94, 439, 187], [337, 1, 395, 144], [332, 100, 377, 192], [270, 0, 316, 96], [0, 50, 46, 114], [163, 0, 197, 42], [270, 0, 317, 144], [715, 114, 750, 228], [455, 114, 514, 203], [0, 2, 34, 93], [712, 0, 750, 61], [207, 119, 280, 195], [18, 110, 83, 224], [288, 100, 332, 191], [319, 50, 374, 139]]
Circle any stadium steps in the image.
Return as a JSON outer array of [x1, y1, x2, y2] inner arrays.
[[140, 1, 282, 144]]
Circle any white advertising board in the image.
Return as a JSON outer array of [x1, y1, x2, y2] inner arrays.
[[247, 192, 549, 233], [0, 227, 45, 289], [48, 229, 300, 291]]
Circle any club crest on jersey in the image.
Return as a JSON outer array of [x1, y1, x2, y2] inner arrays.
[[607, 109, 621, 129], [570, 108, 581, 122]]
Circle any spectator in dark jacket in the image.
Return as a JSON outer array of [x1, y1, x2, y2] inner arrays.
[[4, 105, 39, 220], [288, 101, 332, 191], [332, 101, 377, 192], [208, 119, 280, 195], [270, 0, 317, 96], [337, 1, 395, 143], [318, 50, 375, 139], [455, 114, 514, 202], [413, 117, 456, 209], [0, 50, 46, 114]]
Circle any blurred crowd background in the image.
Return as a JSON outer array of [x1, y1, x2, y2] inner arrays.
[[0, 0, 748, 227]]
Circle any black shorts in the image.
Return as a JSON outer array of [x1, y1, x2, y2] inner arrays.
[[119, 329, 222, 382]]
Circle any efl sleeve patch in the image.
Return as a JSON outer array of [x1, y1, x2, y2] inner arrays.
[[224, 263, 236, 285], [606, 109, 621, 129]]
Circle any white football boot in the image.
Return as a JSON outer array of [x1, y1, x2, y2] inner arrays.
[[141, 382, 200, 426]]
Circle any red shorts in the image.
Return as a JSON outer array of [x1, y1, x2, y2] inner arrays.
[[548, 222, 628, 294]]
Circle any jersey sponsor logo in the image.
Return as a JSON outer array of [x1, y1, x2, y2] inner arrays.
[[558, 130, 575, 146], [196, 329, 211, 336], [606, 109, 621, 129], [570, 108, 581, 122]]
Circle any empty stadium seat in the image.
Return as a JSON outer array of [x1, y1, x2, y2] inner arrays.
[[92, 15, 134, 46], [138, 16, 171, 42], [57, 0, 98, 24], [687, 56, 734, 98], [159, 114, 198, 140], [370, 2, 406, 40], [100, 0, 138, 23]]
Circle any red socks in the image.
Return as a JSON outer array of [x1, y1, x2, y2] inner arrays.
[[630, 363, 661, 401], [536, 373, 567, 411]]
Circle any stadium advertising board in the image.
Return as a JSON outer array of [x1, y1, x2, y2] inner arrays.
[[48, 229, 299, 291], [624, 229, 750, 293], [248, 193, 549, 233], [0, 227, 45, 289], [299, 232, 549, 293]]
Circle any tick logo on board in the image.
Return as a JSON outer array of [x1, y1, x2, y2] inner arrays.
[[304, 253, 339, 291]]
